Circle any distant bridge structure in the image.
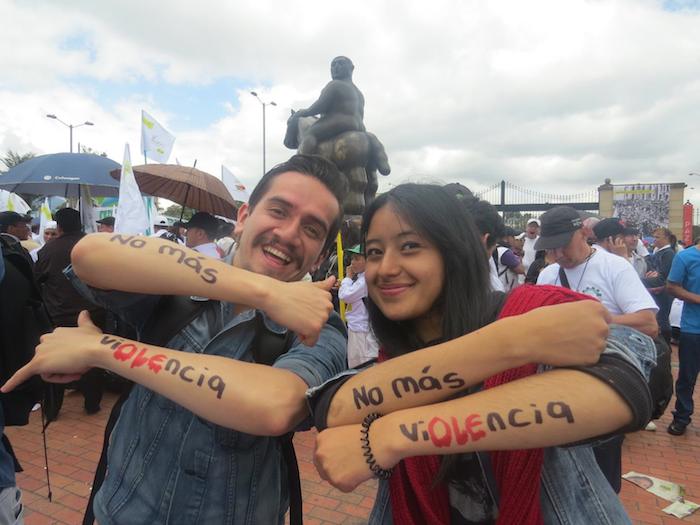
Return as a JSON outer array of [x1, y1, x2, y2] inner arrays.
[[474, 180, 599, 213]]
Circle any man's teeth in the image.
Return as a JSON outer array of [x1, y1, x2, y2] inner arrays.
[[263, 246, 291, 263]]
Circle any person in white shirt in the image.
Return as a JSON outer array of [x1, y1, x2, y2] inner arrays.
[[535, 206, 658, 494], [520, 218, 540, 272], [183, 212, 223, 259], [338, 244, 378, 368]]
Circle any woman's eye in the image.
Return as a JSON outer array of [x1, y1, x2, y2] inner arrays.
[[365, 248, 382, 257], [401, 241, 420, 250]]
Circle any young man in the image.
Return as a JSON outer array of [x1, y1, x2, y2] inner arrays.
[[666, 237, 700, 436], [183, 211, 223, 259], [96, 216, 115, 233], [5, 155, 350, 524], [338, 244, 378, 368]]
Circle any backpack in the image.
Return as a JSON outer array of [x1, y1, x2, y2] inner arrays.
[[0, 236, 48, 428], [558, 266, 673, 420], [491, 246, 518, 291]]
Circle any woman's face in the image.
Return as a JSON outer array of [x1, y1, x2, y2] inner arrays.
[[364, 204, 445, 336]]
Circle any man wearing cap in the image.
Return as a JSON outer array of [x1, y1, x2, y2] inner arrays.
[[96, 216, 115, 233], [338, 245, 378, 368], [0, 212, 33, 263], [536, 206, 658, 493], [521, 218, 540, 272], [184, 211, 223, 259], [536, 207, 658, 337]]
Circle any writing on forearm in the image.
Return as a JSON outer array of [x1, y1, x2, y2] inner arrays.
[[108, 234, 218, 284], [352, 366, 466, 410], [100, 335, 226, 399], [398, 401, 575, 448]]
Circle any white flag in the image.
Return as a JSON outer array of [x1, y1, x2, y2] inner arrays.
[[222, 165, 249, 202], [38, 197, 52, 242], [141, 110, 175, 163], [114, 144, 150, 235], [80, 185, 98, 234], [0, 190, 30, 214]]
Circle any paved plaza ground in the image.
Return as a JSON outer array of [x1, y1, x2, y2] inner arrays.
[[7, 344, 700, 525]]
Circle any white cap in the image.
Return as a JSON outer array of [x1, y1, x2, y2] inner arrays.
[[527, 218, 541, 226], [154, 215, 168, 226], [45, 221, 57, 230]]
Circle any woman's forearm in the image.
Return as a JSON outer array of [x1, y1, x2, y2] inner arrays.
[[325, 301, 610, 427], [372, 369, 632, 468]]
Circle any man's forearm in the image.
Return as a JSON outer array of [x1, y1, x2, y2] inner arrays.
[[372, 369, 632, 467], [90, 334, 309, 435], [610, 310, 658, 338], [72, 233, 271, 308], [667, 283, 700, 304]]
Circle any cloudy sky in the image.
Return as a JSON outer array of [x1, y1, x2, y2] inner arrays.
[[2, 0, 700, 204]]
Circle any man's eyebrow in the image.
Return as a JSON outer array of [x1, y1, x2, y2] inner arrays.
[[267, 196, 330, 234]]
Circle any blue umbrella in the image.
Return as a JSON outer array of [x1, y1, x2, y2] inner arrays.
[[0, 153, 121, 197]]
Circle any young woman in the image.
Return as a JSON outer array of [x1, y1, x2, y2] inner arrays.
[[311, 184, 656, 525]]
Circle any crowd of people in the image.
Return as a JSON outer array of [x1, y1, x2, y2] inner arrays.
[[0, 153, 696, 524]]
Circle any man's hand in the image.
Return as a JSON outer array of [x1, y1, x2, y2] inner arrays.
[[262, 277, 336, 346], [513, 301, 610, 367], [2, 311, 102, 393], [345, 266, 355, 280], [611, 237, 628, 257]]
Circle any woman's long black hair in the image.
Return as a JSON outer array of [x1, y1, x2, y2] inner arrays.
[[361, 184, 493, 357]]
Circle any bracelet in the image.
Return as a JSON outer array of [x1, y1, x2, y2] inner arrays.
[[360, 413, 394, 480]]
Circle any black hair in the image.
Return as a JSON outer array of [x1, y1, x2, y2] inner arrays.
[[456, 195, 505, 249], [248, 154, 348, 254], [361, 184, 492, 358], [55, 208, 82, 234]]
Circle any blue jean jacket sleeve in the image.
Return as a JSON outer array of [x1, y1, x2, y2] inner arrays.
[[64, 264, 160, 334], [273, 312, 348, 431]]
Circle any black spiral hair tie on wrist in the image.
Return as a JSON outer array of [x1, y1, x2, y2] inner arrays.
[[360, 413, 394, 480]]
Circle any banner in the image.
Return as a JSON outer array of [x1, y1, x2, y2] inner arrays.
[[612, 184, 670, 238], [114, 144, 150, 235], [683, 202, 693, 246], [221, 165, 249, 202], [80, 185, 98, 234], [38, 197, 52, 242], [141, 110, 175, 163]]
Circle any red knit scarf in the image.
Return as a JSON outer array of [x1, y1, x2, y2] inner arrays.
[[384, 285, 594, 525]]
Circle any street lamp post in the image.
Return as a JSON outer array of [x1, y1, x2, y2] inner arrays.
[[250, 92, 277, 176], [46, 114, 94, 153]]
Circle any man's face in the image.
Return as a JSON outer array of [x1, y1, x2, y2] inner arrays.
[[526, 223, 539, 238], [546, 230, 589, 269], [233, 172, 340, 282], [97, 224, 114, 233], [653, 230, 669, 248], [8, 221, 30, 240], [623, 234, 638, 252], [185, 227, 207, 249]]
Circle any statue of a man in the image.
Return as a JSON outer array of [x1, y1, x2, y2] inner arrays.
[[294, 56, 366, 155]]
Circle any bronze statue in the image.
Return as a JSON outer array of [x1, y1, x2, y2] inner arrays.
[[285, 56, 390, 215]]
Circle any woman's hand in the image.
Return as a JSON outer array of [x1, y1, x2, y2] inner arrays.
[[315, 423, 391, 492], [513, 301, 611, 367]]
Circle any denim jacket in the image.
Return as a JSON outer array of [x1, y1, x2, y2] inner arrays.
[[67, 267, 347, 525], [313, 325, 656, 525]]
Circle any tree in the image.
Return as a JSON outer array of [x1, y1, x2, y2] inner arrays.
[[163, 204, 193, 221], [1, 150, 35, 171], [79, 145, 108, 157]]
